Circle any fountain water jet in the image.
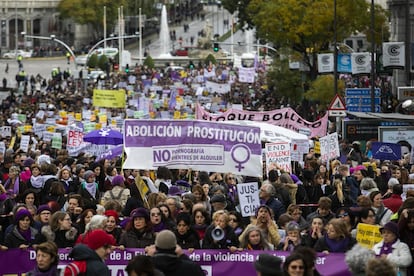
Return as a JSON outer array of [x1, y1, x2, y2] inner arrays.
[[158, 5, 173, 58]]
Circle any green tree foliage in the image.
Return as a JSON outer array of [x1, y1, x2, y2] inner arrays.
[[144, 56, 155, 69], [221, 0, 253, 29], [248, 0, 388, 80], [205, 54, 217, 65], [88, 53, 99, 68], [305, 75, 345, 107], [267, 59, 303, 104], [58, 0, 125, 39], [98, 55, 109, 71]]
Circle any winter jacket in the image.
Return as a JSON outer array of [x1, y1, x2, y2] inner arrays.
[[4, 225, 38, 248], [202, 224, 239, 249], [372, 239, 412, 276], [119, 229, 155, 248], [38, 225, 78, 248], [174, 228, 200, 249], [68, 244, 110, 276], [152, 252, 204, 276]]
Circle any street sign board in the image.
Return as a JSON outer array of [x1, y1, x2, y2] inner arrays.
[[397, 87, 414, 101], [328, 94, 346, 110], [328, 110, 347, 117], [345, 88, 381, 97], [347, 105, 381, 112], [345, 88, 381, 113]]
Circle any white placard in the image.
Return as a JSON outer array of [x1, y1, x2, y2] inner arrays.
[[0, 126, 11, 137], [20, 135, 30, 152], [237, 182, 260, 217], [265, 141, 292, 173]]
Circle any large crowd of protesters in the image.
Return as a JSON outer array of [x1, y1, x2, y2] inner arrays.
[[0, 57, 408, 276]]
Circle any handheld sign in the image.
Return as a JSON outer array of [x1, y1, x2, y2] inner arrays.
[[237, 182, 260, 217]]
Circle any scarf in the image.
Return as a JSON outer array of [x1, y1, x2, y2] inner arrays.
[[152, 222, 166, 233], [28, 265, 58, 276], [30, 175, 44, 189], [83, 182, 97, 198], [19, 227, 32, 243], [324, 234, 350, 252], [5, 177, 20, 195], [61, 178, 73, 193], [380, 240, 397, 255], [247, 243, 263, 250]]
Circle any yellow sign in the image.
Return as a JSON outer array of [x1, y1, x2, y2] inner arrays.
[[75, 113, 82, 121], [356, 223, 382, 248], [314, 141, 320, 154], [173, 111, 181, 119], [93, 89, 126, 108]]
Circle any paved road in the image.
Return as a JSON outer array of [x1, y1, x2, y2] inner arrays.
[[0, 57, 77, 88]]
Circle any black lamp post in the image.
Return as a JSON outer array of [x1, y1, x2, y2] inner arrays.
[[334, 0, 338, 95], [370, 0, 376, 112]]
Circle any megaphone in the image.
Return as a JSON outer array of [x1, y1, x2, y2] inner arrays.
[[211, 226, 225, 241]]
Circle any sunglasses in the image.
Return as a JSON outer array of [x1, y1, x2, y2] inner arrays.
[[338, 213, 349, 218], [229, 218, 238, 222]]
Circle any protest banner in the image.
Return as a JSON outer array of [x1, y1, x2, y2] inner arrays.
[[237, 182, 260, 217], [0, 248, 350, 276], [356, 223, 382, 248], [93, 89, 126, 108], [123, 120, 262, 177], [196, 103, 328, 138], [265, 141, 291, 173], [51, 132, 62, 149]]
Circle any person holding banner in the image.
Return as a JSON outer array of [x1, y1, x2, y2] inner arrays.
[[372, 221, 412, 276], [314, 218, 356, 253]]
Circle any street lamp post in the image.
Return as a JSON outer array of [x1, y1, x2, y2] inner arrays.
[[21, 32, 77, 67], [333, 0, 338, 95], [370, 0, 376, 112]]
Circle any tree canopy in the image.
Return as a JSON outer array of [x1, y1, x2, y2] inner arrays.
[[247, 0, 389, 80], [58, 0, 126, 39]]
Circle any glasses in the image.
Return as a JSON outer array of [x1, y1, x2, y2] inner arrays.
[[229, 218, 238, 222], [289, 265, 304, 270], [151, 213, 161, 217], [338, 213, 348, 218]]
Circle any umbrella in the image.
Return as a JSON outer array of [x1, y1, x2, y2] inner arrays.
[[83, 128, 123, 145], [95, 145, 124, 162]]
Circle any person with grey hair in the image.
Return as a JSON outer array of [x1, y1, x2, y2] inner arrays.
[[76, 214, 108, 244], [360, 177, 379, 196], [259, 183, 285, 221], [165, 196, 181, 221], [345, 244, 375, 275]]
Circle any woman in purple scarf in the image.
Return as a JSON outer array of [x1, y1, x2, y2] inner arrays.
[[314, 218, 356, 253], [4, 208, 39, 249], [4, 165, 27, 201], [373, 221, 412, 276]]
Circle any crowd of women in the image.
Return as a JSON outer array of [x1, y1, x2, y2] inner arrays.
[[0, 143, 413, 276]]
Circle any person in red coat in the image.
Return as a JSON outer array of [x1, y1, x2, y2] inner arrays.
[[383, 184, 403, 213]]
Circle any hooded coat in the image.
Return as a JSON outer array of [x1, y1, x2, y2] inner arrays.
[[68, 244, 110, 276], [152, 252, 204, 276]]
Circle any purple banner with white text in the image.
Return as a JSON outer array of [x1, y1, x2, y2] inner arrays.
[[0, 249, 350, 276], [122, 120, 262, 177]]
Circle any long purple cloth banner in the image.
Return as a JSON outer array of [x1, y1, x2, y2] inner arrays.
[[0, 249, 351, 276]]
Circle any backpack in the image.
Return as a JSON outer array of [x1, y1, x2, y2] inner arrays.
[[64, 260, 87, 276]]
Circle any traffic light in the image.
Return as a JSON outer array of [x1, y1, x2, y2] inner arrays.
[[125, 64, 129, 73], [213, 42, 219, 52], [189, 61, 195, 69]]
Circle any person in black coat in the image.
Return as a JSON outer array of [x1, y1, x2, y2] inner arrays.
[[202, 210, 239, 250], [148, 230, 204, 276], [4, 209, 39, 249], [174, 212, 200, 250]]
